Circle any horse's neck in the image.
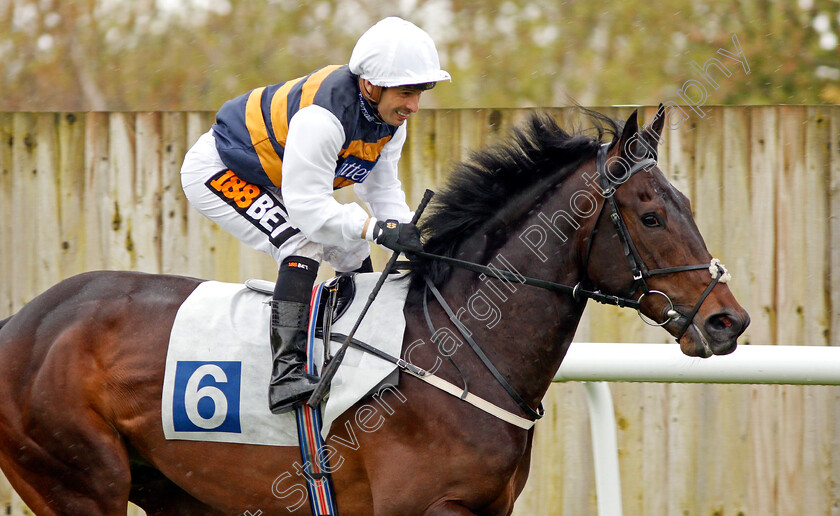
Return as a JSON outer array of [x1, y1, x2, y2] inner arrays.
[[437, 218, 588, 408]]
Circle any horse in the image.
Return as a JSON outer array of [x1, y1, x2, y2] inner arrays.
[[0, 105, 749, 515]]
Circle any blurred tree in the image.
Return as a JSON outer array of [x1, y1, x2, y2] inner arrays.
[[0, 0, 836, 110]]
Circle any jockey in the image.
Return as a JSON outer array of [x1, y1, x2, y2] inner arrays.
[[180, 17, 450, 414]]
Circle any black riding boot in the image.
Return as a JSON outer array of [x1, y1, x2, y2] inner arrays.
[[268, 256, 320, 414]]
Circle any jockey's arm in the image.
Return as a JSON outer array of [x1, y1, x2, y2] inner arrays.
[[354, 124, 413, 224], [282, 105, 371, 248]]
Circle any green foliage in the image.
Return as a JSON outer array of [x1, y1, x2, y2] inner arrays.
[[0, 0, 837, 110]]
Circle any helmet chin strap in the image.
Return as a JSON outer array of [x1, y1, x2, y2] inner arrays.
[[359, 78, 383, 104], [358, 78, 386, 123]]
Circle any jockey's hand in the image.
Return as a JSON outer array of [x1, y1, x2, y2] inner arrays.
[[374, 219, 423, 254]]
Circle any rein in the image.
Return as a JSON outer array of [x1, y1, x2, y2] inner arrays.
[[315, 330, 538, 430], [405, 142, 732, 429], [410, 251, 641, 309], [423, 277, 545, 421]]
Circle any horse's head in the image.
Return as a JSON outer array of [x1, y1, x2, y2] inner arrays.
[[583, 106, 750, 357]]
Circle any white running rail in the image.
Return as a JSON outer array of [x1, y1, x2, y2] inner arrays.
[[553, 343, 840, 516]]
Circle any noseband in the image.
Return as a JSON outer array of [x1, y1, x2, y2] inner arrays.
[[581, 143, 730, 340]]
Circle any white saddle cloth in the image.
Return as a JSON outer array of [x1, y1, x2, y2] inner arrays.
[[160, 273, 409, 446]]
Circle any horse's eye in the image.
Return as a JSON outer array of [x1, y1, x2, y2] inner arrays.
[[642, 214, 661, 227]]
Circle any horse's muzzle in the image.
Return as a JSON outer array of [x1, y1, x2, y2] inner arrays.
[[676, 309, 750, 358]]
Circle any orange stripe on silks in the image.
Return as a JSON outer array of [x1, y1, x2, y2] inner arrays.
[[270, 76, 305, 146], [265, 77, 305, 186], [340, 135, 393, 162], [245, 87, 284, 180], [332, 177, 356, 189], [299, 65, 343, 109]]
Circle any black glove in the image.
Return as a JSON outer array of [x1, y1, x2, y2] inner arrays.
[[373, 219, 423, 253]]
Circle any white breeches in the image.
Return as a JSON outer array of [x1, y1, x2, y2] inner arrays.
[[180, 130, 370, 272]]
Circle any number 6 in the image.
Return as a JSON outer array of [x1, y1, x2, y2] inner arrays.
[[184, 364, 229, 429]]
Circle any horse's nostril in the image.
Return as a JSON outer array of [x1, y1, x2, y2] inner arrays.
[[707, 312, 741, 335]]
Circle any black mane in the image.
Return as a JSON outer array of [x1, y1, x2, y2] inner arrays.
[[409, 108, 622, 289]]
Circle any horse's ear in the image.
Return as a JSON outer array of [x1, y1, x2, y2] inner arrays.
[[640, 103, 666, 153], [619, 109, 639, 145], [618, 109, 644, 161], [648, 103, 666, 139], [619, 107, 663, 162]]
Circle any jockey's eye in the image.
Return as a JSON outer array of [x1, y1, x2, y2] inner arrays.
[[641, 213, 661, 227]]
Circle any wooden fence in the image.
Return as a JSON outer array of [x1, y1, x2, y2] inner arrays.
[[0, 105, 838, 515]]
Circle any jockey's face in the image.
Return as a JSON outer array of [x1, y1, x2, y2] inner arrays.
[[376, 86, 423, 126]]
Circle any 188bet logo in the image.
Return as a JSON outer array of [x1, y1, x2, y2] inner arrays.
[[172, 361, 242, 433]]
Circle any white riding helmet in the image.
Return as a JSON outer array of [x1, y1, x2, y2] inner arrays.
[[349, 17, 451, 88]]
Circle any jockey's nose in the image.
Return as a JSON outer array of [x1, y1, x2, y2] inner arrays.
[[406, 93, 421, 113]]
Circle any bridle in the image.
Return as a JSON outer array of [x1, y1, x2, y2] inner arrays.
[[580, 143, 730, 340], [410, 140, 731, 425], [416, 142, 730, 339]]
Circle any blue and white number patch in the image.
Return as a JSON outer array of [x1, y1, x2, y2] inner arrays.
[[172, 361, 242, 433]]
